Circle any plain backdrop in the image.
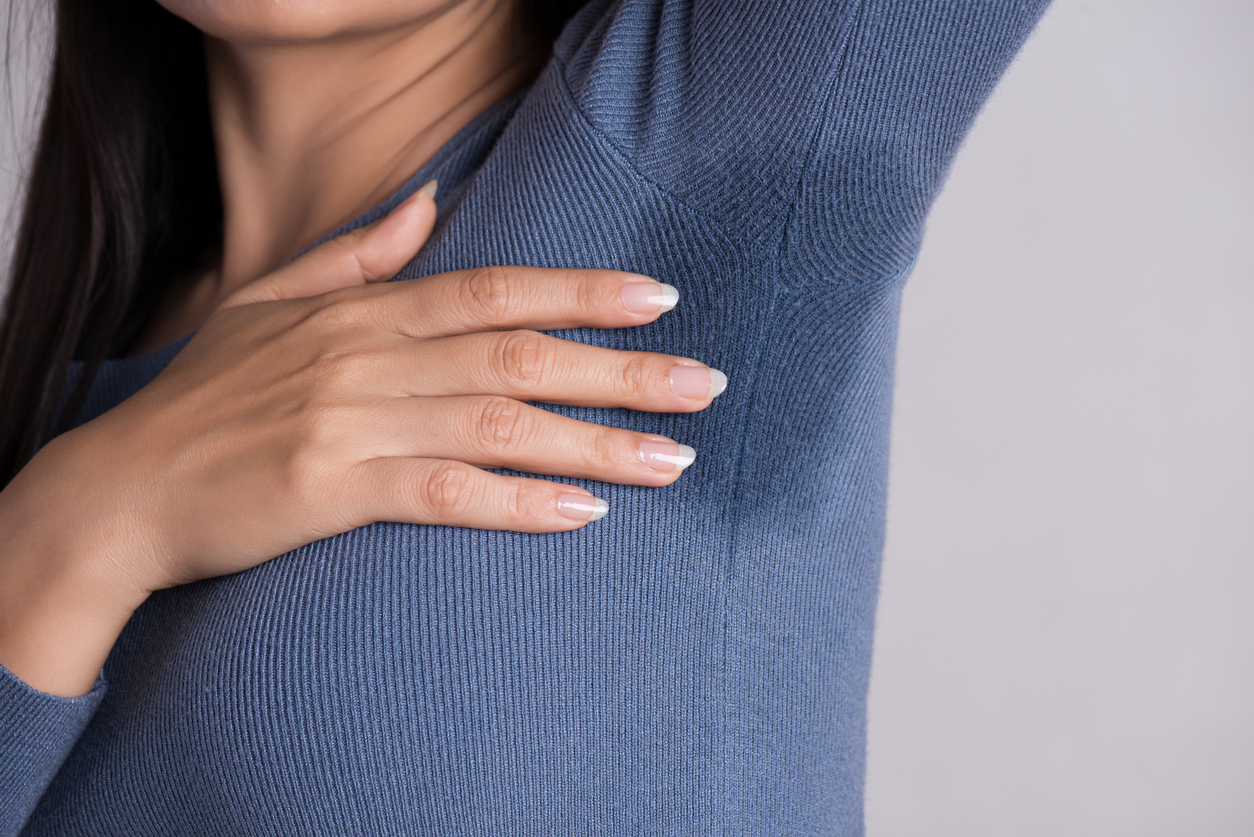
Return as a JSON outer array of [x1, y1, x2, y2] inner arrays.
[[865, 1, 1253, 834], [2, 1, 1251, 834]]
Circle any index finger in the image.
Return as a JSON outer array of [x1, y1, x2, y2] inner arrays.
[[352, 265, 680, 339], [221, 181, 438, 311]]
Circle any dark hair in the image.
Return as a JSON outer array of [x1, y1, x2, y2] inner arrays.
[[0, 0, 587, 486]]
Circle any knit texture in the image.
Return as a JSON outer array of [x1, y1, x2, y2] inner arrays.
[[1, 1, 1049, 834]]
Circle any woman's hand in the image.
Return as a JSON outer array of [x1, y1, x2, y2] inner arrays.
[[0, 185, 724, 696]]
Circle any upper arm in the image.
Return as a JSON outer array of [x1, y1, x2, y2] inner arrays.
[[554, 0, 863, 245], [555, 0, 1051, 277], [785, 0, 1053, 288]]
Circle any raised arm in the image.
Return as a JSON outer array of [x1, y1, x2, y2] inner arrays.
[[556, 0, 1051, 271]]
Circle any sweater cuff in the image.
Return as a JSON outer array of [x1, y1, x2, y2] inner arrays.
[[0, 662, 105, 834]]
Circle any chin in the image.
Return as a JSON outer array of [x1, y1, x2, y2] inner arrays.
[[155, 0, 463, 43]]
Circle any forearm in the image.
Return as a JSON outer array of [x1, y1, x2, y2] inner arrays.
[[0, 433, 151, 698]]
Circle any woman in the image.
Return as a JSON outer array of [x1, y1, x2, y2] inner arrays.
[[0, 0, 1048, 833]]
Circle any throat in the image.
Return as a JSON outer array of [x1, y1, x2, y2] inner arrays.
[[129, 0, 540, 358]]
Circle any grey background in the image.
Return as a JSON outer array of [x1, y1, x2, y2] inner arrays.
[[866, 1, 1253, 834], [2, 1, 1251, 833]]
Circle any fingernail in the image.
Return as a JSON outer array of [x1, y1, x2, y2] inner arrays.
[[621, 281, 680, 314], [669, 365, 728, 399], [556, 492, 609, 522], [638, 439, 697, 472], [400, 180, 438, 210]]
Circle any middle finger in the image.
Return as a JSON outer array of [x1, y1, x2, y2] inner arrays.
[[386, 330, 728, 412]]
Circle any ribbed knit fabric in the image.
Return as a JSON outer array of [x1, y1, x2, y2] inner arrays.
[[0, 1, 1048, 834]]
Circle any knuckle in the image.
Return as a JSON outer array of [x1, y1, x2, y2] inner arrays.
[[277, 444, 335, 498], [496, 330, 551, 387], [573, 270, 599, 316], [507, 481, 544, 522], [616, 354, 651, 399], [420, 460, 474, 516], [581, 427, 619, 472], [324, 236, 371, 282], [285, 397, 354, 460], [304, 292, 362, 329], [462, 265, 514, 323], [307, 347, 372, 389], [474, 396, 530, 454]]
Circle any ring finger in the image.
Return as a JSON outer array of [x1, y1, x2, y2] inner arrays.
[[371, 395, 698, 486]]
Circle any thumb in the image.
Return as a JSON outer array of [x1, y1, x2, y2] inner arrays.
[[221, 180, 438, 310]]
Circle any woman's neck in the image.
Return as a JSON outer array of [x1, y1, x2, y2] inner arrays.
[[207, 0, 534, 295], [129, 0, 534, 356]]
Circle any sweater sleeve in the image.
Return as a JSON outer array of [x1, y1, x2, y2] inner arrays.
[[784, 0, 1052, 287], [0, 663, 104, 834], [554, 0, 1050, 273]]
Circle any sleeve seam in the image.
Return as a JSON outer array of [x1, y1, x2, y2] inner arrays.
[[775, 0, 869, 274], [548, 51, 756, 250]]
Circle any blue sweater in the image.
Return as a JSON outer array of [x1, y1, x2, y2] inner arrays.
[[1, 1, 1048, 833]]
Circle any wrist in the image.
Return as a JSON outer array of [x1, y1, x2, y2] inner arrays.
[[0, 433, 153, 697]]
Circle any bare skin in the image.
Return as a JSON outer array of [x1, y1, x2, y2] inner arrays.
[[135, 0, 542, 351], [0, 0, 726, 698]]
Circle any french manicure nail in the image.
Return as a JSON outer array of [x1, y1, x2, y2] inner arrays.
[[621, 281, 680, 314], [669, 365, 728, 400], [419, 179, 438, 199], [708, 369, 728, 397], [556, 492, 609, 522], [639, 439, 697, 472]]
